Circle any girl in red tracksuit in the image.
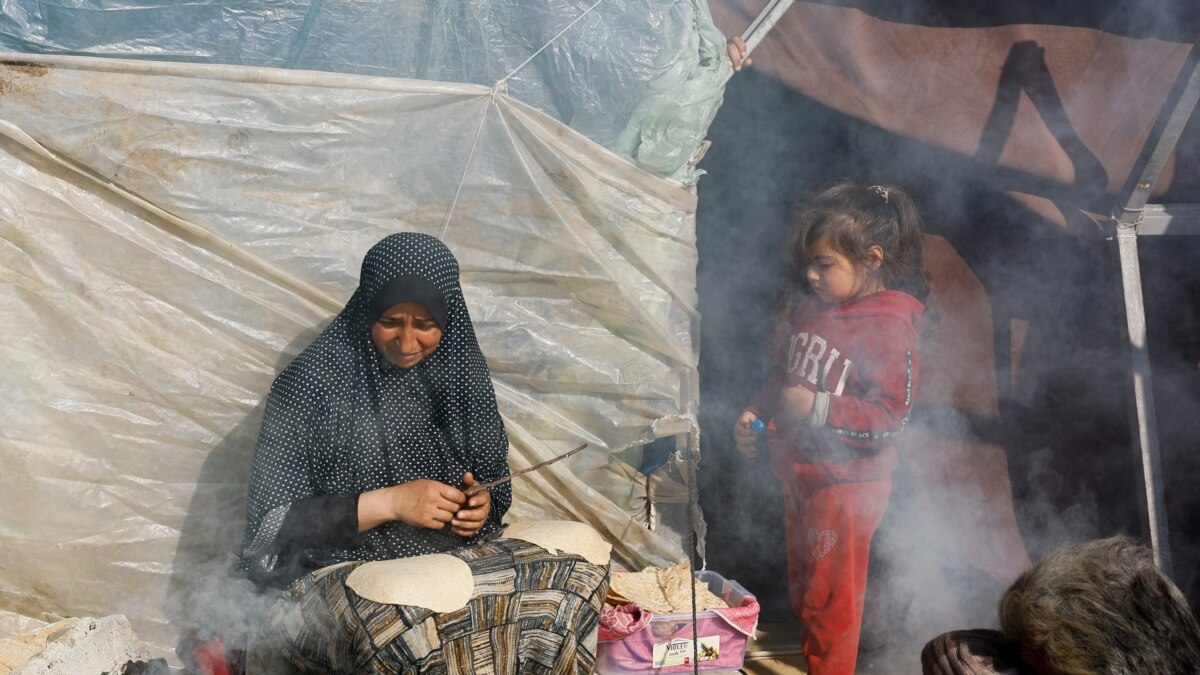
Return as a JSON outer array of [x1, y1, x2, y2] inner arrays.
[[734, 182, 927, 675]]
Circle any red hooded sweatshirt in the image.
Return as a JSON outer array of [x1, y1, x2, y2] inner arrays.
[[747, 290, 924, 486]]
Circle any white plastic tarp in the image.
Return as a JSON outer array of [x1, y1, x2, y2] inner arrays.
[[0, 55, 702, 654], [0, 0, 731, 184]]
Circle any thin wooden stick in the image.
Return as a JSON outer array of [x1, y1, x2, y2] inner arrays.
[[465, 443, 588, 496]]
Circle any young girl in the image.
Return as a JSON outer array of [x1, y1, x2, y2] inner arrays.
[[733, 182, 927, 675]]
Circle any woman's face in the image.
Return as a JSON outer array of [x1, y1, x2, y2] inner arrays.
[[371, 302, 443, 368]]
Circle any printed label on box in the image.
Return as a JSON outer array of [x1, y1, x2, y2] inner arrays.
[[652, 636, 720, 667]]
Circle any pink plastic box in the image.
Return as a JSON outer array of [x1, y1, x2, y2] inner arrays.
[[597, 570, 759, 674]]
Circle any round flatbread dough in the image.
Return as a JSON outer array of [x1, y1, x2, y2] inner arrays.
[[345, 554, 474, 611], [499, 520, 612, 566]]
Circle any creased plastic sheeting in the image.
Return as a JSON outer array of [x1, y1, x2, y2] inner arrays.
[[0, 0, 731, 184], [0, 56, 701, 654]]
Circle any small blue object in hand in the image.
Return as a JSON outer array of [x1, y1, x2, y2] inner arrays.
[[750, 418, 766, 436]]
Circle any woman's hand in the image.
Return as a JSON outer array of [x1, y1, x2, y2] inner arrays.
[[451, 472, 492, 538], [359, 479, 466, 532], [726, 35, 751, 71], [733, 409, 760, 458]]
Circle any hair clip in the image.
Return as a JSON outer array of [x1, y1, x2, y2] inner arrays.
[[869, 185, 889, 203]]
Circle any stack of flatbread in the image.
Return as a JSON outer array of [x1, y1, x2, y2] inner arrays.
[[607, 563, 729, 613]]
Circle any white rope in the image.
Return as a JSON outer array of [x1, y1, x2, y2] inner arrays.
[[496, 0, 608, 86], [443, 0, 607, 238], [438, 87, 497, 241]]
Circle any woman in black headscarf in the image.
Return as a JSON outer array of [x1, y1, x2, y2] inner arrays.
[[239, 231, 511, 589]]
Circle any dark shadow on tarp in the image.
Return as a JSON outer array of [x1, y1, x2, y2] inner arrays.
[[796, 0, 1200, 42], [976, 41, 1108, 197]]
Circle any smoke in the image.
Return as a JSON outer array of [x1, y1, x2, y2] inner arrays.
[[161, 329, 322, 666], [161, 408, 275, 668], [1139, 235, 1200, 602], [695, 0, 1200, 671]]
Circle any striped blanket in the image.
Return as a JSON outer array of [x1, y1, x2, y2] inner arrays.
[[263, 537, 611, 674]]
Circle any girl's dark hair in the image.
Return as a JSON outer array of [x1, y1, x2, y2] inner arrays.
[[786, 182, 928, 300]]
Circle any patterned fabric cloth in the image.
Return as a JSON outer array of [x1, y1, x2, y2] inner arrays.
[[239, 232, 511, 585], [598, 603, 652, 642], [264, 537, 611, 674]]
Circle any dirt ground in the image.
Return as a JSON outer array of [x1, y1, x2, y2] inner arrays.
[[738, 620, 914, 674], [739, 621, 807, 674]]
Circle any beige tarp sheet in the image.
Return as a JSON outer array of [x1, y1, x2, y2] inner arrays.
[[0, 54, 701, 655], [711, 1, 1197, 227]]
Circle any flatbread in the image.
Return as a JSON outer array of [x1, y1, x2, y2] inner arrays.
[[499, 520, 612, 566], [345, 554, 474, 612], [608, 563, 729, 613]]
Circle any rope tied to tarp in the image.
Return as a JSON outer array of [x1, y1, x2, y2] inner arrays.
[[438, 0, 609, 239], [496, 0, 608, 87], [437, 85, 498, 241]]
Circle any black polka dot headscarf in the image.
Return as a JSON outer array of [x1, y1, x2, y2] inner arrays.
[[241, 232, 511, 575]]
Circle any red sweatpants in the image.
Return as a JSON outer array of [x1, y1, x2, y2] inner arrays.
[[782, 478, 891, 675]]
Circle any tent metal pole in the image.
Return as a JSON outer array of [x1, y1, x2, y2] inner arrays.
[[1110, 38, 1200, 576], [1112, 229, 1171, 575], [740, 0, 795, 56], [1115, 41, 1200, 221]]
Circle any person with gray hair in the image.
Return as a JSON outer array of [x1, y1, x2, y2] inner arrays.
[[921, 535, 1200, 675]]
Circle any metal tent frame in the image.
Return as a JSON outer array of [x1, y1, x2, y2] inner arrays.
[[1109, 37, 1200, 577]]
